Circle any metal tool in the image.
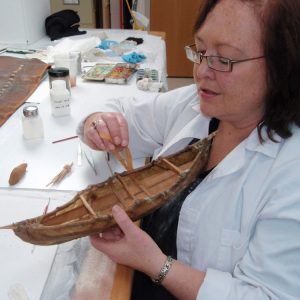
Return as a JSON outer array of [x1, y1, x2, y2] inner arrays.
[[83, 148, 97, 175], [77, 142, 82, 166]]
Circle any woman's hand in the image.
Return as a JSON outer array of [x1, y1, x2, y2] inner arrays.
[[90, 205, 166, 278], [83, 112, 129, 151]]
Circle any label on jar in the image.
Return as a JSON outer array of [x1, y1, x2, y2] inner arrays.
[[50, 91, 70, 117]]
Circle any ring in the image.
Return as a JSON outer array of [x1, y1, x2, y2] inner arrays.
[[92, 120, 101, 130], [92, 120, 100, 130]]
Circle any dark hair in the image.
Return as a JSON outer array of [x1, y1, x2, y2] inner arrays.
[[193, 0, 300, 141]]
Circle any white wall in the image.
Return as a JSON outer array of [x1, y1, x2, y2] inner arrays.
[[0, 0, 51, 45]]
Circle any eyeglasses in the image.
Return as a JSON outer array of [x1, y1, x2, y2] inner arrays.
[[185, 44, 264, 72]]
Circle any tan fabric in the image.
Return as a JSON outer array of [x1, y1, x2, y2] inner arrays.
[[0, 56, 49, 127]]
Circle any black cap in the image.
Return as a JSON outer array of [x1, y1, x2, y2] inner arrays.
[[48, 67, 69, 77]]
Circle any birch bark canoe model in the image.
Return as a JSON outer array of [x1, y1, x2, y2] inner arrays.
[[0, 133, 215, 246]]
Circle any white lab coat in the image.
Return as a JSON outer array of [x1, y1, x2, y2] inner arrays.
[[78, 84, 300, 299]]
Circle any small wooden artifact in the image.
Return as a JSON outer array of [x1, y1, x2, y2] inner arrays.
[[8, 163, 27, 185], [46, 163, 73, 187], [0, 134, 214, 245]]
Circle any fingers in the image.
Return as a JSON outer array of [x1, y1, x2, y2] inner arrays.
[[111, 205, 138, 236], [100, 113, 129, 147], [92, 118, 115, 150], [83, 112, 129, 151], [90, 206, 164, 271], [101, 226, 124, 240], [114, 114, 129, 147]]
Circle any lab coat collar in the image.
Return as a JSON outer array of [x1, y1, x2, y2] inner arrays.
[[210, 127, 282, 179], [157, 95, 282, 178], [244, 126, 282, 158], [156, 112, 211, 157]]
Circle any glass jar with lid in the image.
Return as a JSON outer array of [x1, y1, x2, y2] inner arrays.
[[48, 67, 71, 93], [50, 80, 71, 117], [22, 105, 44, 140]]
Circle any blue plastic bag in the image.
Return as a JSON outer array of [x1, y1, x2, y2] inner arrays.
[[122, 52, 146, 63]]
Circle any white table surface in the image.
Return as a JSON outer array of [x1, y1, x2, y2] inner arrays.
[[0, 29, 166, 300], [0, 29, 166, 191]]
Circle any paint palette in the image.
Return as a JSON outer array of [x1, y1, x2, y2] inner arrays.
[[83, 63, 137, 84], [82, 64, 115, 81]]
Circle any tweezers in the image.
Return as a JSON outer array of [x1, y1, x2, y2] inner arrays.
[[77, 142, 82, 166], [83, 149, 97, 175]]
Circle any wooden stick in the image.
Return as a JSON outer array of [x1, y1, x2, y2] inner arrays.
[[113, 150, 129, 170], [96, 131, 133, 171], [79, 195, 97, 217], [52, 135, 78, 144], [162, 158, 182, 175], [124, 147, 133, 170]]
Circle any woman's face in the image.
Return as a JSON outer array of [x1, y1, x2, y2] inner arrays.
[[194, 0, 267, 128]]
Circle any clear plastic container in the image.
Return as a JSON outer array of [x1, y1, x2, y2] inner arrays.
[[70, 51, 82, 75], [22, 105, 44, 139], [53, 54, 77, 87]]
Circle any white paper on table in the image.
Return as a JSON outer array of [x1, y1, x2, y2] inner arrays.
[[0, 190, 72, 300]]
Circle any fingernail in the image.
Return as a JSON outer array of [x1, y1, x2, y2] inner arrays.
[[121, 140, 127, 147], [114, 137, 121, 145], [112, 204, 121, 213]]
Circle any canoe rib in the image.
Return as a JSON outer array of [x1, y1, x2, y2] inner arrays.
[[116, 174, 137, 201], [79, 195, 97, 218], [0, 133, 215, 245], [129, 175, 152, 197]]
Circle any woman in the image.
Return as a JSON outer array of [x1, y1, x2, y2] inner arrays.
[[78, 0, 300, 299]]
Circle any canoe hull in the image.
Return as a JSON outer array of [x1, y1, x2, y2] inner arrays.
[[2, 134, 214, 245]]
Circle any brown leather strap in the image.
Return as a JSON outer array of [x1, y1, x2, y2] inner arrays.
[[0, 56, 49, 127]]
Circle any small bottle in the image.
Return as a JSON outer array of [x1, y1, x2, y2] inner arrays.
[[22, 105, 44, 140], [50, 80, 71, 117]]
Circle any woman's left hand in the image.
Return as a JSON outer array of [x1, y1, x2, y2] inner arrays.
[[90, 205, 166, 278]]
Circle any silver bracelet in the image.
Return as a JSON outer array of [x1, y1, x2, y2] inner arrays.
[[151, 256, 174, 285]]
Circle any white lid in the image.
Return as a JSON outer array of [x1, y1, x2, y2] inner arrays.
[[52, 79, 67, 90]]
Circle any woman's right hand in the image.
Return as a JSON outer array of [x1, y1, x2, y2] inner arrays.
[[83, 112, 129, 151]]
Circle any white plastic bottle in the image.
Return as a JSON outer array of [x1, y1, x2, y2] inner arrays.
[[22, 105, 44, 139], [50, 80, 71, 117]]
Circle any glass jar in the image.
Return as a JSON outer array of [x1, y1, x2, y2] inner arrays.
[[22, 105, 44, 140], [50, 80, 71, 117], [48, 67, 71, 93]]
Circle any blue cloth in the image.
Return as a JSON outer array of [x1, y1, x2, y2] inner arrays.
[[122, 52, 146, 63], [97, 40, 118, 50]]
